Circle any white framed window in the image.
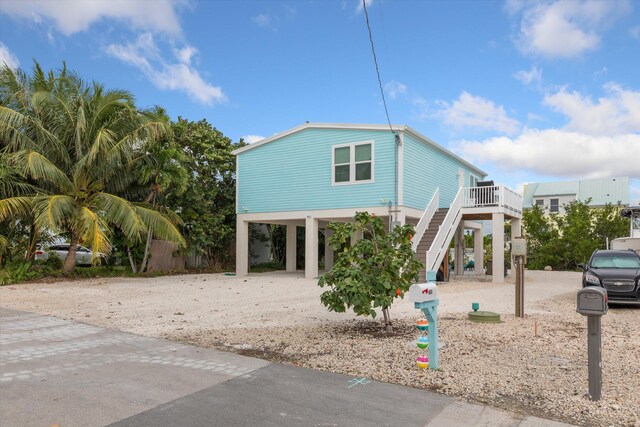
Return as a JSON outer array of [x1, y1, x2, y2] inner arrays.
[[550, 198, 559, 213], [535, 199, 544, 207], [469, 175, 479, 187], [332, 140, 374, 185]]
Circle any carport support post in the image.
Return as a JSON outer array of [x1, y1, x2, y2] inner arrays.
[[305, 216, 318, 279], [236, 217, 249, 276], [491, 213, 505, 284], [324, 227, 334, 271], [587, 315, 602, 401], [474, 229, 483, 273], [286, 224, 297, 272], [454, 223, 464, 276]]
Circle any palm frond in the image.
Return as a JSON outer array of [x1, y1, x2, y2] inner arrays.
[[133, 204, 186, 247], [32, 194, 75, 231], [92, 192, 145, 241], [0, 196, 34, 221], [11, 150, 72, 191], [78, 206, 110, 256]]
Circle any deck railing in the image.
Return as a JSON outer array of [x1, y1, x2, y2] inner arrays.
[[411, 189, 439, 252], [426, 188, 463, 272], [461, 185, 523, 215]]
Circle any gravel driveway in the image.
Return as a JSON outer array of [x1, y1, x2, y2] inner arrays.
[[1, 270, 638, 426]]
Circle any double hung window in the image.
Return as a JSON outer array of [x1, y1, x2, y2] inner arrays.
[[333, 141, 373, 185]]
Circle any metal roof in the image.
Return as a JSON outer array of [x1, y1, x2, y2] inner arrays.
[[523, 177, 629, 207]]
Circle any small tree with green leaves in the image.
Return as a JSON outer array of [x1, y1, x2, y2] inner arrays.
[[318, 212, 423, 332]]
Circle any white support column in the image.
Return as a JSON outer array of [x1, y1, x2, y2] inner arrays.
[[324, 227, 334, 271], [351, 228, 362, 246], [510, 218, 523, 273], [305, 216, 318, 279], [492, 213, 505, 284], [474, 228, 484, 274], [236, 216, 249, 276], [286, 224, 297, 272], [455, 222, 464, 276]]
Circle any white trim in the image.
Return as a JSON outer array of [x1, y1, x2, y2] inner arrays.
[[397, 132, 404, 206], [331, 140, 375, 186], [235, 155, 239, 213], [237, 205, 425, 223], [232, 122, 488, 177]]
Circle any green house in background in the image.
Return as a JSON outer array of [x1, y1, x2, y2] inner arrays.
[[233, 123, 523, 282], [523, 177, 630, 214]]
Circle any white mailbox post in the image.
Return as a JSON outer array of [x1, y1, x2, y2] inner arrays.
[[512, 238, 527, 318], [408, 282, 439, 370], [576, 286, 608, 401]]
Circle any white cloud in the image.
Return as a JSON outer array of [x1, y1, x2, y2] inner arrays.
[[0, 42, 19, 69], [514, 66, 542, 86], [543, 83, 640, 135], [355, 0, 373, 14], [243, 135, 265, 144], [436, 92, 520, 134], [457, 130, 640, 179], [106, 33, 226, 106], [456, 81, 640, 180], [384, 80, 407, 100], [512, 0, 629, 58], [0, 0, 183, 36], [252, 13, 278, 31]]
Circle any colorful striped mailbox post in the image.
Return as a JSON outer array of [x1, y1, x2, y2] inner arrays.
[[408, 280, 439, 370]]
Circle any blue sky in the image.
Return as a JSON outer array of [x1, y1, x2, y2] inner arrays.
[[1, 0, 639, 202]]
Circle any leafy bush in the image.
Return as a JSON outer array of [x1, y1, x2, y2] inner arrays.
[[318, 212, 423, 331], [0, 261, 40, 285]]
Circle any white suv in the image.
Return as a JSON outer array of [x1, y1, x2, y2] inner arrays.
[[35, 244, 105, 266]]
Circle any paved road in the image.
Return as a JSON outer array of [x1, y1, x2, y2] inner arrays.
[[0, 308, 572, 426]]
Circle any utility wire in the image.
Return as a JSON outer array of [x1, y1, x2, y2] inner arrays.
[[362, 0, 396, 137]]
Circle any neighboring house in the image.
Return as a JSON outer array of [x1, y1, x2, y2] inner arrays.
[[523, 177, 629, 214], [233, 123, 523, 283]]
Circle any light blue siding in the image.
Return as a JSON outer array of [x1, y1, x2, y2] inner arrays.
[[403, 134, 485, 210], [237, 128, 397, 213]]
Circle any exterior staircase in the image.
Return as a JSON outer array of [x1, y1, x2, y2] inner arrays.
[[411, 187, 464, 283], [416, 209, 448, 282]]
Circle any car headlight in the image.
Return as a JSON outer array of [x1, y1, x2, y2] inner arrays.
[[585, 273, 600, 285]]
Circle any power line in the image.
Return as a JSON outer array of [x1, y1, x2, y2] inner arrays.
[[362, 0, 396, 137]]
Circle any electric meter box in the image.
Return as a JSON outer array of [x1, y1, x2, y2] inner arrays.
[[576, 287, 608, 316], [408, 282, 438, 303], [512, 238, 527, 256]]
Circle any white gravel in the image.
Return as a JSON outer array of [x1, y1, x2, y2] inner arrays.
[[1, 270, 638, 426]]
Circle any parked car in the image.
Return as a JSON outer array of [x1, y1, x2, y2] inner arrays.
[[579, 250, 640, 305], [35, 244, 106, 266]]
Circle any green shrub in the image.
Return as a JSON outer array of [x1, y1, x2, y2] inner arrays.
[[0, 261, 41, 285]]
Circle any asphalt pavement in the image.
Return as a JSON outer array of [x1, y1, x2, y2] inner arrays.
[[0, 307, 572, 426]]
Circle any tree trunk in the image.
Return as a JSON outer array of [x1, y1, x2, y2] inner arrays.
[[382, 308, 393, 333], [126, 245, 137, 273], [63, 235, 79, 273], [138, 191, 157, 273], [24, 221, 38, 261], [138, 228, 153, 273]]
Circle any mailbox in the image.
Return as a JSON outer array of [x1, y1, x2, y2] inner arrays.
[[408, 282, 438, 303], [577, 287, 608, 316], [512, 238, 527, 256]]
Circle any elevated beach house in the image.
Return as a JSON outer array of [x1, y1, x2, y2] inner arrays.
[[233, 123, 523, 283]]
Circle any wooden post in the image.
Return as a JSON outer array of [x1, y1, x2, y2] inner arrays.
[[515, 255, 525, 317]]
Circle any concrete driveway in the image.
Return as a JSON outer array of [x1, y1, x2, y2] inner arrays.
[[0, 307, 571, 426]]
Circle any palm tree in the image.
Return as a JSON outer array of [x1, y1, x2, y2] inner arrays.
[[0, 62, 185, 272]]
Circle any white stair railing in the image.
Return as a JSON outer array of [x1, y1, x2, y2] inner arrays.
[[411, 189, 439, 252], [425, 188, 463, 272]]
